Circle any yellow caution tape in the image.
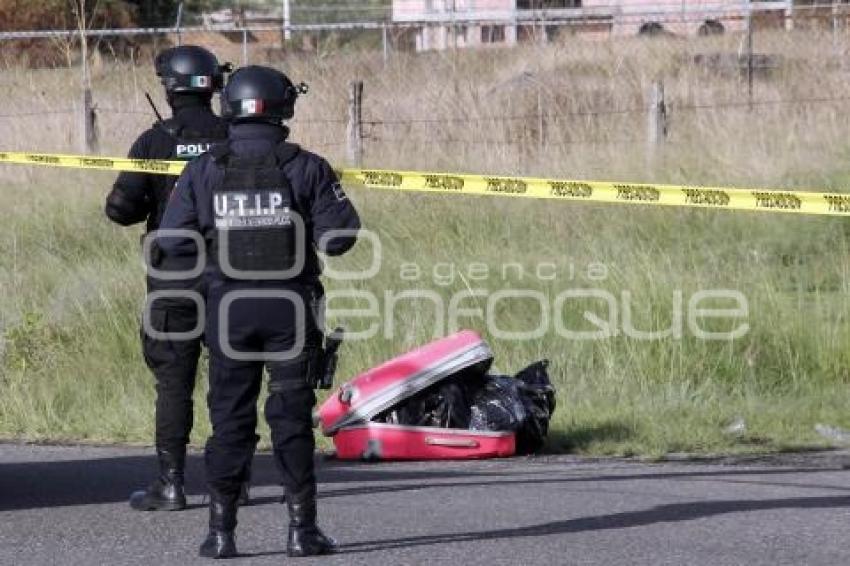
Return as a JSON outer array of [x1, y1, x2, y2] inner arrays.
[[340, 169, 850, 217], [0, 151, 186, 175], [2, 150, 850, 216]]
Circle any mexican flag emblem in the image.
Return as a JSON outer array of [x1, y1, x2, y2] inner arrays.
[[241, 99, 265, 114], [191, 75, 211, 88]]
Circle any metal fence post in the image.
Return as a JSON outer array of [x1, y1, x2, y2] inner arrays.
[[347, 81, 364, 167], [283, 0, 291, 42]]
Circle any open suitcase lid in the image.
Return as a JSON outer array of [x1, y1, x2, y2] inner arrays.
[[318, 330, 493, 436]]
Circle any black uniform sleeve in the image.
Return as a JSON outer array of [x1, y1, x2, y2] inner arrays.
[[158, 163, 202, 259], [104, 132, 155, 226], [305, 158, 361, 256]]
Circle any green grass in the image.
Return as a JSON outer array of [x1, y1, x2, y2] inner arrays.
[[2, 167, 850, 457]]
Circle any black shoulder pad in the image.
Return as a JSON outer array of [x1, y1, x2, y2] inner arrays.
[[275, 142, 301, 166]]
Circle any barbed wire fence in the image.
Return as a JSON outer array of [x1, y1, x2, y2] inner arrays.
[[6, 89, 847, 166], [4, 6, 850, 163], [4, 86, 850, 160]]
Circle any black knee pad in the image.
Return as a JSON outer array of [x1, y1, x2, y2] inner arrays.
[[267, 353, 317, 395]]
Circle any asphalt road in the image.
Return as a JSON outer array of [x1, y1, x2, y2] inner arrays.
[[2, 444, 850, 565]]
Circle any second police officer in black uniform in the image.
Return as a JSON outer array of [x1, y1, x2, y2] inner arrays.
[[104, 45, 250, 511], [158, 65, 360, 557]]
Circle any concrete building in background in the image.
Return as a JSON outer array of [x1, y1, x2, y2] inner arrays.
[[392, 0, 794, 50], [395, 0, 518, 50]]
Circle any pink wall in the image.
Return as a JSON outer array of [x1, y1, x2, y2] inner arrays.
[[394, 0, 516, 21], [393, 0, 783, 47], [604, 0, 754, 36]]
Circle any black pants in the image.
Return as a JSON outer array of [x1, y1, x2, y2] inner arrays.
[[205, 282, 321, 509], [142, 289, 203, 453]]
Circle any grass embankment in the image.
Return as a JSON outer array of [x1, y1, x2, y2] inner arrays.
[[2, 172, 849, 456], [2, 34, 850, 456]]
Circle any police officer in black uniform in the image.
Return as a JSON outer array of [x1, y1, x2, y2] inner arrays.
[[105, 45, 250, 511], [158, 65, 360, 558]]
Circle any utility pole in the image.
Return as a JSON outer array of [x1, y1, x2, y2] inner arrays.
[[175, 2, 184, 46], [382, 23, 389, 65], [747, 10, 754, 111], [242, 29, 248, 65], [451, 0, 457, 50]]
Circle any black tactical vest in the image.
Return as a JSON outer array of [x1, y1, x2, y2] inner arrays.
[[148, 117, 228, 230], [210, 142, 306, 279]]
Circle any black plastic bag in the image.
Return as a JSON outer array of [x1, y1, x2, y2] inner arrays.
[[468, 376, 527, 432], [513, 360, 556, 454], [467, 360, 555, 454], [377, 376, 474, 429]]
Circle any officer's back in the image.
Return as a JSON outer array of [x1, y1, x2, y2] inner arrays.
[[166, 122, 359, 284], [158, 65, 357, 559]]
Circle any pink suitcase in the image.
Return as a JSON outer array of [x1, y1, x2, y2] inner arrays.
[[317, 330, 516, 460]]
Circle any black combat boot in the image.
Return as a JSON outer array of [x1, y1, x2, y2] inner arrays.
[[129, 448, 187, 511], [286, 488, 336, 557], [237, 482, 250, 507], [237, 460, 251, 507], [199, 497, 238, 559]]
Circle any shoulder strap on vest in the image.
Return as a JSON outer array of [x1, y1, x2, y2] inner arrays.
[[156, 117, 183, 139]]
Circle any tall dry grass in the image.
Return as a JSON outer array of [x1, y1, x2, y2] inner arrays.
[[5, 30, 850, 185]]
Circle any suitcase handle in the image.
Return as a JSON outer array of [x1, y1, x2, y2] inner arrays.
[[424, 437, 480, 448], [339, 386, 354, 404]]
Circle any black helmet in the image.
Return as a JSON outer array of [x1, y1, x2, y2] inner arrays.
[[222, 65, 308, 123], [155, 45, 231, 94]]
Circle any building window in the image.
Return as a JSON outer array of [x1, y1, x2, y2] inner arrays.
[[426, 0, 454, 11], [455, 25, 468, 44], [481, 25, 506, 43], [517, 0, 582, 7]]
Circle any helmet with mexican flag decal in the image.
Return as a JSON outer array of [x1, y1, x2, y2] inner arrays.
[[155, 45, 230, 94], [222, 65, 308, 124]]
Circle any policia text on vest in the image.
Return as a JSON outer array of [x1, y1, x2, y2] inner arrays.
[[3, 150, 850, 217]]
